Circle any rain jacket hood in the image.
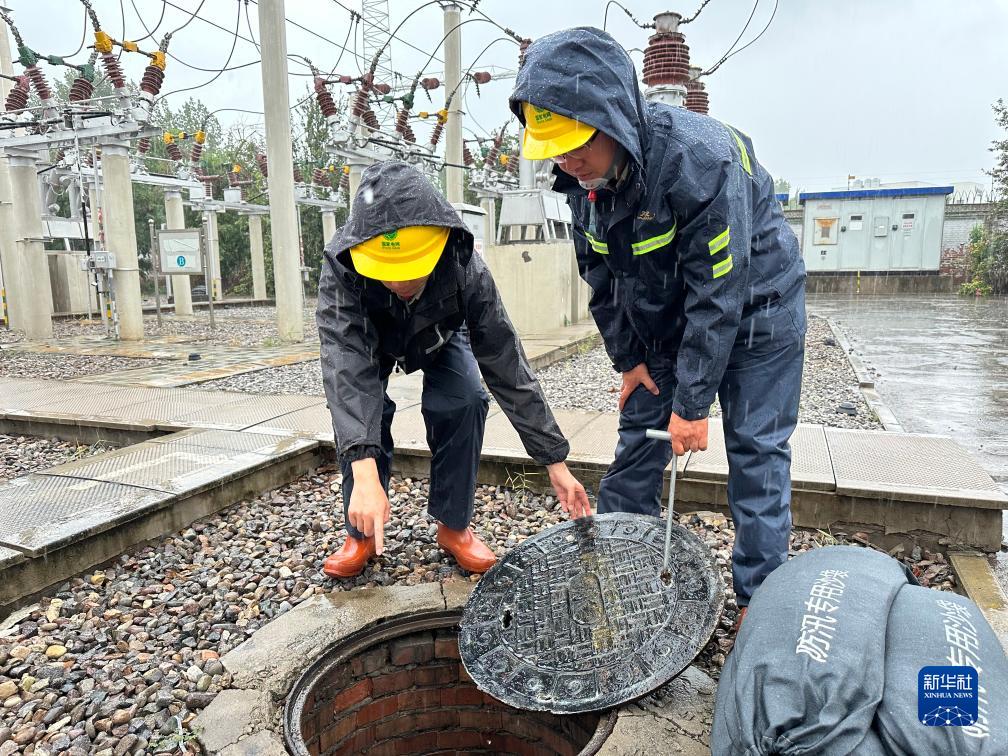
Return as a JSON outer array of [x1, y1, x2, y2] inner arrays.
[[510, 26, 647, 173], [328, 160, 473, 267]]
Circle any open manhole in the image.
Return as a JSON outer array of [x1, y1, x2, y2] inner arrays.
[[284, 610, 615, 755]]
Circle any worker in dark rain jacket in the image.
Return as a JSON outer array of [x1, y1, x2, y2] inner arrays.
[[511, 27, 807, 628], [316, 160, 591, 579]]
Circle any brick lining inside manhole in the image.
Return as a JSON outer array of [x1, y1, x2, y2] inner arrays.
[[286, 611, 609, 755]]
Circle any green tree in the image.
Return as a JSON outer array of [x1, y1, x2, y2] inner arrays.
[[961, 100, 1008, 296], [774, 177, 791, 196]]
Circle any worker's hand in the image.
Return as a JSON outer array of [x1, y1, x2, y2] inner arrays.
[[667, 413, 708, 456], [547, 462, 592, 519], [619, 363, 659, 411], [348, 459, 391, 555]]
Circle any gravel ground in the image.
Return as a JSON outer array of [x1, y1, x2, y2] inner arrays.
[[531, 316, 883, 430], [195, 316, 882, 435], [46, 303, 320, 348], [196, 360, 324, 396], [0, 463, 956, 754], [0, 436, 117, 485], [0, 352, 168, 382]]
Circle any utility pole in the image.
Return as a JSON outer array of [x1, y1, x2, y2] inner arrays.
[[248, 214, 267, 301], [0, 21, 23, 330], [206, 209, 222, 301], [101, 142, 144, 339], [443, 2, 463, 204], [6, 151, 53, 338], [164, 190, 193, 315], [321, 210, 337, 246], [258, 0, 304, 342]]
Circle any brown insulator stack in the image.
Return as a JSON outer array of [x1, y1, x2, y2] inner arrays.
[[140, 65, 164, 98], [472, 72, 491, 85], [362, 109, 379, 130], [293, 166, 304, 184], [373, 83, 391, 95], [165, 140, 183, 161], [685, 74, 709, 115], [395, 108, 415, 143], [351, 72, 374, 117], [68, 76, 94, 102], [463, 145, 474, 166], [429, 120, 444, 148], [506, 149, 519, 176], [314, 76, 337, 118], [190, 141, 203, 166], [642, 14, 690, 90], [312, 168, 329, 187], [136, 137, 151, 155], [483, 132, 503, 169], [420, 77, 440, 92], [24, 65, 52, 101], [255, 153, 269, 178], [101, 52, 126, 89], [4, 75, 29, 111]]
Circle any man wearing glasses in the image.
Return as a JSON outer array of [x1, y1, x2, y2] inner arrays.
[[510, 27, 807, 628]]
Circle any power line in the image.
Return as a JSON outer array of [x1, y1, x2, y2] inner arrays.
[[703, 0, 760, 76], [329, 0, 443, 65], [166, 0, 209, 36], [155, 0, 241, 105], [705, 0, 778, 74], [55, 7, 89, 59], [128, 0, 166, 43], [681, 0, 715, 24]]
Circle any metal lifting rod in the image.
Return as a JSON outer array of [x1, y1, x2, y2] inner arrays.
[[645, 429, 677, 581]]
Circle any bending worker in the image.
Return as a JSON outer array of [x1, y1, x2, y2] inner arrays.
[[316, 160, 591, 579], [511, 28, 807, 626]]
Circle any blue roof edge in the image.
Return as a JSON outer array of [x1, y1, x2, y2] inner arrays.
[[799, 186, 954, 202]]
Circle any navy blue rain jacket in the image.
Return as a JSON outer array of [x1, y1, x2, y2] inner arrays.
[[510, 27, 806, 420]]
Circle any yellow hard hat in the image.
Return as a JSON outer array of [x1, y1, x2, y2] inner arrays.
[[521, 102, 596, 160], [350, 225, 450, 282]]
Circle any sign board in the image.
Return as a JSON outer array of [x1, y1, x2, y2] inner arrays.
[[157, 228, 203, 275]]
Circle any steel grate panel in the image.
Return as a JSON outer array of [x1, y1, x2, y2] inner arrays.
[[0, 382, 121, 412], [170, 395, 327, 430], [246, 406, 334, 440], [825, 428, 1007, 507], [42, 441, 277, 494], [151, 429, 316, 456], [790, 424, 836, 491], [479, 411, 527, 462], [0, 474, 168, 556]]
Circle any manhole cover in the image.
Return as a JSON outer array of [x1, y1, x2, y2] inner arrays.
[[459, 512, 724, 714]]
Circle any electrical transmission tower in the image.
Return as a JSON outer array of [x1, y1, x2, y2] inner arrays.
[[361, 0, 394, 87]]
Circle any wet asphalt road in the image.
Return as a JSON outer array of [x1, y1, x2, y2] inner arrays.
[[808, 293, 1008, 591]]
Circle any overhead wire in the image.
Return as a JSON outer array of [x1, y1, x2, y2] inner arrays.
[[155, 0, 241, 105], [681, 0, 715, 24], [704, 0, 778, 74], [166, 0, 209, 36], [54, 7, 90, 59], [702, 0, 761, 76], [129, 0, 167, 43]]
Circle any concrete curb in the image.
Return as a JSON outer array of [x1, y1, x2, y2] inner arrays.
[[948, 551, 1008, 653], [826, 317, 905, 432]]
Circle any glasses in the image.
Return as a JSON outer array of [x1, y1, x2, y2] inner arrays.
[[553, 130, 599, 163]]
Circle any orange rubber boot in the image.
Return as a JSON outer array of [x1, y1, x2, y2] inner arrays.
[[436, 524, 497, 573], [323, 536, 377, 578]]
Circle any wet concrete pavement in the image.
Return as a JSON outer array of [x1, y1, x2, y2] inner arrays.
[[808, 293, 1008, 590]]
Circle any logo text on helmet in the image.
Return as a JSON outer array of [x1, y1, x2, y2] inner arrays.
[[532, 105, 553, 124], [381, 230, 400, 249]]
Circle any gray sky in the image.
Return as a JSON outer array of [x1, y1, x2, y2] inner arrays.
[[14, 0, 1007, 193]]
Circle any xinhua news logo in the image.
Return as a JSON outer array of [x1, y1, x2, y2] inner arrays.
[[918, 666, 978, 726]]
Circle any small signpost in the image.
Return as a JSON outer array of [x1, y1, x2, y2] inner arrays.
[[150, 225, 215, 332]]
